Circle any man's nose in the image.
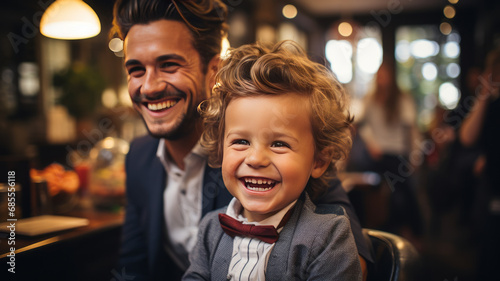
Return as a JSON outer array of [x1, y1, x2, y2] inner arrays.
[[141, 71, 166, 96], [245, 146, 271, 168]]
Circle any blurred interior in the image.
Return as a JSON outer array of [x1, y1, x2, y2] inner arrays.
[[1, 0, 499, 280]]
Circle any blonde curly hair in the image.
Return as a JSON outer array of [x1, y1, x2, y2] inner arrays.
[[200, 40, 353, 199]]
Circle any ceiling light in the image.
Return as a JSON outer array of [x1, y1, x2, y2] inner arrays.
[[40, 0, 101, 40], [443, 5, 456, 19], [338, 22, 353, 37], [282, 5, 298, 19], [440, 22, 452, 35]]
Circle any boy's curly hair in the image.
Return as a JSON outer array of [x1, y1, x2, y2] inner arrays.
[[200, 40, 353, 199]]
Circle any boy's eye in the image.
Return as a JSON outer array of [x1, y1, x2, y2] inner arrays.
[[232, 139, 249, 145], [271, 141, 290, 148]]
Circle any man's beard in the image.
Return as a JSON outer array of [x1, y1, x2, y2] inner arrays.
[[144, 109, 200, 141]]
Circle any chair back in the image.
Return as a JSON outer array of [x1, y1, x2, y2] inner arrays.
[[363, 229, 421, 281]]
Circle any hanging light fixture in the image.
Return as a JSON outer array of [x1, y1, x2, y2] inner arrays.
[[40, 0, 101, 40]]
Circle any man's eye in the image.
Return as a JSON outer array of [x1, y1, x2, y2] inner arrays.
[[271, 141, 290, 148], [160, 62, 180, 70], [127, 67, 144, 76]]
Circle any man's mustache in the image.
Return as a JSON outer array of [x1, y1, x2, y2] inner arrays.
[[131, 85, 186, 103]]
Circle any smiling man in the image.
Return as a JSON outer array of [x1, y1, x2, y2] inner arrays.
[[111, 0, 371, 280]]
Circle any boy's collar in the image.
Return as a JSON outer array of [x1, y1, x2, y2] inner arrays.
[[225, 197, 297, 229]]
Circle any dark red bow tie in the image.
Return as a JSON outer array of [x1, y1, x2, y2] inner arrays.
[[218, 214, 279, 244], [218, 207, 294, 244]]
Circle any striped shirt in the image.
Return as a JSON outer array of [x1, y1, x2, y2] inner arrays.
[[225, 198, 296, 281]]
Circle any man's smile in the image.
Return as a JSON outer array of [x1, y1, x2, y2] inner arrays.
[[144, 99, 179, 112]]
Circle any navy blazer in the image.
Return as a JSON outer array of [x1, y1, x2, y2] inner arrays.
[[117, 135, 371, 280]]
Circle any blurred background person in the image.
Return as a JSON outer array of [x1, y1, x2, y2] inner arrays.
[[459, 46, 500, 280], [355, 59, 423, 243]]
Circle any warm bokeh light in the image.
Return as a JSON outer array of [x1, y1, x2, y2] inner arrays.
[[325, 40, 353, 84], [109, 38, 123, 53], [256, 25, 276, 44], [410, 39, 440, 58], [440, 22, 452, 35], [102, 88, 118, 108], [356, 38, 383, 74], [338, 22, 353, 37], [443, 5, 456, 19], [282, 4, 298, 19], [221, 37, 231, 58], [439, 82, 460, 109], [448, 0, 459, 4], [40, 0, 101, 40], [119, 86, 132, 106]]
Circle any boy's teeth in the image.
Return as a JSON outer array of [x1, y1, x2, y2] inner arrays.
[[247, 186, 272, 191], [243, 177, 276, 191], [147, 100, 177, 111]]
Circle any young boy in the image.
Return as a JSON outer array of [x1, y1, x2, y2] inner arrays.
[[183, 41, 362, 281]]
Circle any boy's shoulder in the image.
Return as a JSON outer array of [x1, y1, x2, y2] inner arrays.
[[302, 193, 347, 217], [295, 196, 350, 230], [200, 207, 227, 228], [313, 203, 346, 216]]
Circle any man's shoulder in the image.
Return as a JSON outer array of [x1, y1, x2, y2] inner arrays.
[[126, 135, 161, 169], [128, 135, 160, 158]]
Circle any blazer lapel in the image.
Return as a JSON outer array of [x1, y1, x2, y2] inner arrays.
[[265, 194, 306, 280], [211, 233, 233, 280], [148, 155, 167, 274]]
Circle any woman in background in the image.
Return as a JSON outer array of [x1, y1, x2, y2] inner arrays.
[[356, 59, 423, 241]]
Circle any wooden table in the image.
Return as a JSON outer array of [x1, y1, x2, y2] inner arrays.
[[0, 209, 124, 281]]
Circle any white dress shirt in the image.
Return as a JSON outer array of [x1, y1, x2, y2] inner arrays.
[[156, 138, 207, 270], [225, 198, 296, 281]]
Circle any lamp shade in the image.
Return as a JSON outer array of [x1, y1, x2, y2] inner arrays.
[[40, 0, 101, 40]]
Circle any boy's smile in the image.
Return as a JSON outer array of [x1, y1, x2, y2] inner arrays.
[[221, 93, 329, 222], [241, 177, 278, 191]]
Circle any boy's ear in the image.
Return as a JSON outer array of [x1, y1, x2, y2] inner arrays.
[[311, 149, 332, 179]]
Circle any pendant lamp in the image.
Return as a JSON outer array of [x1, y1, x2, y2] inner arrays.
[[40, 0, 101, 40]]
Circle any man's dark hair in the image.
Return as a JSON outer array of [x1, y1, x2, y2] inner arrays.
[[111, 0, 228, 71]]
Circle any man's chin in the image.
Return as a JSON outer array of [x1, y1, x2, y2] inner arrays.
[[145, 127, 184, 141], [140, 111, 199, 141], [144, 122, 194, 141]]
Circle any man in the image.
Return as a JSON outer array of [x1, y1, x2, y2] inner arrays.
[[111, 0, 371, 280]]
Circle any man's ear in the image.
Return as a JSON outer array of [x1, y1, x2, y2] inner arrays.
[[311, 149, 332, 179], [206, 54, 220, 91]]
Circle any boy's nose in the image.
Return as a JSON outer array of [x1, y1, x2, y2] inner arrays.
[[141, 71, 167, 96], [245, 146, 271, 168]]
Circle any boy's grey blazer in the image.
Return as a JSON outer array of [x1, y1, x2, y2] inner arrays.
[[183, 193, 362, 281]]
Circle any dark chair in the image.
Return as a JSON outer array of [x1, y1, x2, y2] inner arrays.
[[363, 229, 421, 281]]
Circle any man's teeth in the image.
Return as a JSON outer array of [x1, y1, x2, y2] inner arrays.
[[243, 178, 276, 191], [147, 100, 177, 111]]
